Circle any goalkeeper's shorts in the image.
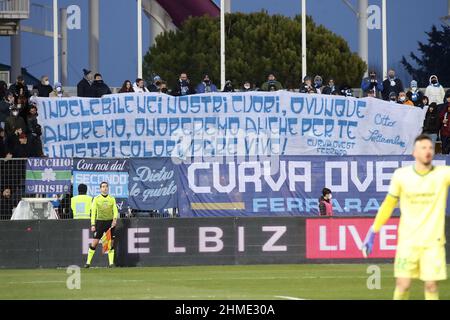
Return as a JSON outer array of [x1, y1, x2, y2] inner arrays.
[[93, 220, 116, 240], [394, 244, 447, 281]]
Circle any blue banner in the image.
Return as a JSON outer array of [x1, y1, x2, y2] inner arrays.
[[128, 158, 178, 210], [36, 92, 426, 158], [72, 158, 129, 213], [25, 158, 72, 194], [177, 155, 450, 217]]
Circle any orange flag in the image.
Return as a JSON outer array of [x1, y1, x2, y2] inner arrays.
[[101, 228, 112, 254]]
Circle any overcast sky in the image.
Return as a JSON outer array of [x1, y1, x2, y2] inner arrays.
[[0, 0, 447, 86]]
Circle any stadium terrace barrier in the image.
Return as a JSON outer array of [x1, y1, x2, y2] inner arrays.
[[1, 217, 449, 269]]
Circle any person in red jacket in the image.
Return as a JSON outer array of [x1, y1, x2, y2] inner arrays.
[[319, 188, 333, 216], [439, 104, 450, 154]]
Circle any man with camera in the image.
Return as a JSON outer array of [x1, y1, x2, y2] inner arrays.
[[361, 70, 383, 98]]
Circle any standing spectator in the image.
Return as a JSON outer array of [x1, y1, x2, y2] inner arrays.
[[9, 75, 30, 99], [422, 103, 440, 147], [322, 79, 338, 95], [260, 73, 283, 91], [118, 80, 134, 93], [91, 73, 112, 98], [49, 82, 70, 98], [299, 76, 316, 94], [77, 69, 94, 97], [0, 188, 16, 220], [4, 106, 26, 152], [241, 81, 255, 92], [406, 80, 424, 107], [0, 91, 14, 129], [0, 81, 7, 100], [133, 78, 150, 93], [33, 76, 53, 97], [425, 75, 446, 105], [382, 69, 404, 101], [361, 70, 383, 97], [439, 104, 450, 154], [147, 76, 163, 92], [398, 91, 414, 106], [318, 188, 333, 216], [388, 92, 398, 103], [158, 81, 169, 94], [26, 105, 44, 156], [0, 128, 6, 158], [340, 85, 354, 97], [222, 80, 235, 92], [313, 75, 325, 94], [196, 74, 218, 93], [173, 73, 196, 96], [438, 90, 450, 115]]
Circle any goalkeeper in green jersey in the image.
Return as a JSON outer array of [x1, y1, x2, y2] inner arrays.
[[85, 182, 119, 268]]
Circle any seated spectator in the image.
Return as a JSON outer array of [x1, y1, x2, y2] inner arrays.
[[260, 73, 283, 92], [422, 96, 430, 110], [133, 78, 150, 93], [382, 69, 404, 101], [425, 75, 445, 105], [388, 91, 398, 103], [0, 128, 6, 158], [222, 80, 235, 92], [440, 103, 450, 154], [33, 75, 53, 97], [299, 76, 316, 94], [91, 73, 112, 97], [77, 68, 94, 97], [49, 82, 70, 98], [9, 75, 30, 99], [398, 91, 414, 106], [422, 103, 440, 146], [241, 81, 255, 92], [313, 75, 324, 94], [361, 70, 383, 97], [118, 80, 134, 93], [147, 76, 163, 92], [322, 79, 338, 95], [196, 74, 218, 93], [172, 73, 196, 96], [0, 187, 16, 220], [406, 80, 424, 107]]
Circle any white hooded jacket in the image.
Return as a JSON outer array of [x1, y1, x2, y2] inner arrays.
[[133, 82, 149, 93], [425, 75, 445, 104]]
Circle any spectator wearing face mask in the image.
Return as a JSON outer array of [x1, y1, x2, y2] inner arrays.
[[172, 73, 196, 96], [425, 75, 445, 105], [118, 80, 134, 93], [260, 73, 283, 92], [322, 79, 338, 95], [388, 91, 398, 103], [158, 81, 169, 94], [33, 76, 53, 97], [299, 76, 317, 94], [91, 73, 112, 98], [422, 103, 440, 146], [382, 69, 404, 101], [49, 82, 70, 98], [398, 91, 414, 106], [241, 81, 254, 92], [406, 80, 424, 107], [4, 106, 26, 154], [147, 76, 163, 92], [196, 74, 218, 93], [361, 70, 383, 97], [222, 80, 235, 92], [319, 188, 333, 216], [77, 69, 95, 97], [312, 75, 325, 94], [133, 78, 150, 93]]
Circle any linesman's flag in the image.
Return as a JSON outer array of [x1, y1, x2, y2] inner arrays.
[[101, 228, 112, 254]]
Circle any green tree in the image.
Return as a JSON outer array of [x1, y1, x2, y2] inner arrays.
[[401, 25, 450, 87], [143, 11, 366, 90]]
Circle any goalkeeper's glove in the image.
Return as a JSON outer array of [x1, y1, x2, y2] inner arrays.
[[362, 226, 376, 258]]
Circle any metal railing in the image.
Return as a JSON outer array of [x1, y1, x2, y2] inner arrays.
[[0, 0, 29, 13]]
